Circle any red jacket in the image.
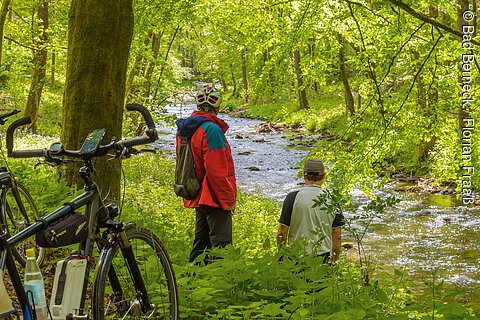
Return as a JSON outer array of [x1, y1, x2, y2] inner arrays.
[[175, 111, 236, 210]]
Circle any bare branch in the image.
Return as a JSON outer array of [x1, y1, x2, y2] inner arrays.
[[386, 0, 480, 46], [345, 0, 392, 25], [4, 35, 36, 50]]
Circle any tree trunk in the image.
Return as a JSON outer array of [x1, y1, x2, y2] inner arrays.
[[230, 63, 237, 97], [143, 31, 161, 103], [126, 32, 153, 102], [50, 50, 55, 86], [308, 35, 319, 93], [153, 26, 179, 101], [293, 50, 309, 109], [0, 0, 10, 79], [50, 4, 56, 87], [24, 0, 49, 132], [413, 51, 427, 110], [61, 0, 133, 201], [419, 7, 439, 161], [0, 0, 10, 83], [338, 34, 355, 116], [241, 49, 248, 104]]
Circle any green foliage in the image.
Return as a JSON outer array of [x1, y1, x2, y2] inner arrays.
[[1, 134, 477, 319], [118, 151, 477, 319], [176, 246, 479, 319], [4, 0, 478, 192]]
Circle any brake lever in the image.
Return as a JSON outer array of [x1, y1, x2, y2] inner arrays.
[[137, 148, 156, 154], [120, 146, 136, 159], [34, 160, 58, 169]]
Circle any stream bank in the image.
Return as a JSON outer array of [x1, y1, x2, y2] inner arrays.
[[156, 102, 480, 309]]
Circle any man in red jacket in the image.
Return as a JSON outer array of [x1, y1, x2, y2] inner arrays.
[[176, 85, 237, 263]]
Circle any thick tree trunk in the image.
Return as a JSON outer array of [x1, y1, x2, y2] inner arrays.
[[293, 50, 309, 109], [61, 0, 133, 201], [25, 0, 49, 132]]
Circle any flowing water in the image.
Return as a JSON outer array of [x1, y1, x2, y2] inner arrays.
[[157, 103, 480, 307]]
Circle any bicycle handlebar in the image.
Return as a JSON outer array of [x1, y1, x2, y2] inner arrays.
[[6, 104, 158, 160], [0, 109, 20, 125], [6, 117, 43, 158]]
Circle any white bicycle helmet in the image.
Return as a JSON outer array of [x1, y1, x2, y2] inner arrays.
[[195, 85, 222, 109]]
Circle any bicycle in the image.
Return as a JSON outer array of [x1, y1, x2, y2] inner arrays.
[[0, 104, 178, 319], [0, 109, 44, 267]]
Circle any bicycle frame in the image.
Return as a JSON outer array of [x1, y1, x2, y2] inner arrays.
[[0, 104, 160, 319], [0, 163, 152, 319]]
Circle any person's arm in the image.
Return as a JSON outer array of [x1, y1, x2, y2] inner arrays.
[[276, 224, 289, 247], [201, 125, 236, 210], [277, 191, 297, 247], [331, 227, 342, 262]]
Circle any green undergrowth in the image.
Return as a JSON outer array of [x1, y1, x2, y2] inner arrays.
[[120, 153, 479, 319], [2, 134, 478, 319]]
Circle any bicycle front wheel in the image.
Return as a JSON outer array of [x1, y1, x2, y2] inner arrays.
[[1, 182, 45, 266], [93, 225, 179, 319]]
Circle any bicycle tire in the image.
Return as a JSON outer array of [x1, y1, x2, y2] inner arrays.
[[92, 225, 179, 319], [0, 182, 45, 267]]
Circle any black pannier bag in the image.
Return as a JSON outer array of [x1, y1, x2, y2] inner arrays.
[[36, 213, 88, 248]]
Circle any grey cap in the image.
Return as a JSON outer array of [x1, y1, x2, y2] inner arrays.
[[304, 159, 325, 175]]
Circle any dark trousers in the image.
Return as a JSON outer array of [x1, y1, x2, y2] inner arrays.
[[189, 205, 232, 263]]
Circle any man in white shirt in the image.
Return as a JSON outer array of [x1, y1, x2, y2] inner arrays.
[[276, 159, 344, 263]]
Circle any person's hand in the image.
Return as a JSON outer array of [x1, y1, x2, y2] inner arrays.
[[276, 226, 288, 247], [228, 205, 236, 214]]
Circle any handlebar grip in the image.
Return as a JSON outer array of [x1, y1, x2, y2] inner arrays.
[[6, 117, 31, 156], [10, 149, 46, 159], [117, 136, 153, 149]]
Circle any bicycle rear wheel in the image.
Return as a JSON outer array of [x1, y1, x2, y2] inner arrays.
[[0, 182, 45, 266], [93, 225, 178, 319]]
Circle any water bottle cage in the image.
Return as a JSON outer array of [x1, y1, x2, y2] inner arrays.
[[26, 290, 38, 319]]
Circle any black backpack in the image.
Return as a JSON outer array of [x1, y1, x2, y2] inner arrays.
[[174, 137, 203, 200]]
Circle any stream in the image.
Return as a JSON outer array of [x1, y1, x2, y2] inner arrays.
[[156, 102, 480, 307]]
